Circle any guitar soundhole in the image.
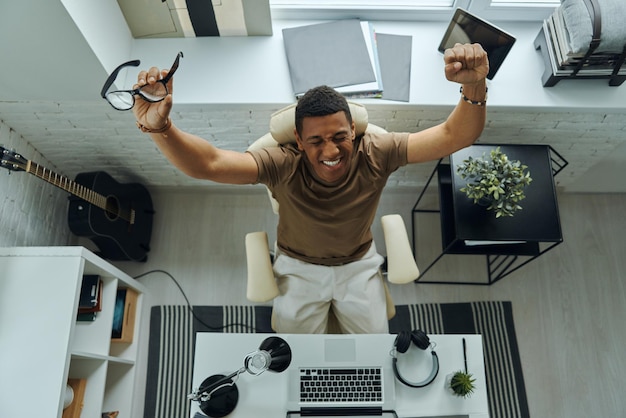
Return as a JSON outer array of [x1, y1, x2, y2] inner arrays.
[[105, 196, 120, 221]]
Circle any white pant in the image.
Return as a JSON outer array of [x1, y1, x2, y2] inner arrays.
[[271, 243, 389, 334]]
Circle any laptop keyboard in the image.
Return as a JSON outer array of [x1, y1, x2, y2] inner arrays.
[[299, 367, 383, 403]]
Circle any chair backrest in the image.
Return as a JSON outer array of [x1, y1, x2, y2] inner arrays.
[[268, 101, 370, 144], [248, 101, 386, 214]]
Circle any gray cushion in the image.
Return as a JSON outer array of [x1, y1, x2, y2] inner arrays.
[[561, 0, 626, 53]]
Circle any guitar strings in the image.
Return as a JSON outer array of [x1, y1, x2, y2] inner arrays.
[[133, 269, 260, 333]]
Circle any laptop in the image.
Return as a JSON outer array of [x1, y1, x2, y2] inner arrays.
[[284, 334, 397, 417]]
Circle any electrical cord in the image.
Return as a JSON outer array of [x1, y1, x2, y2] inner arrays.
[[133, 269, 260, 333]]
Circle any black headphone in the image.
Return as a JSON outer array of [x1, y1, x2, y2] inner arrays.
[[391, 330, 439, 388]]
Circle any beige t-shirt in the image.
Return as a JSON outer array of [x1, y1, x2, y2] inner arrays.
[[248, 131, 409, 266]]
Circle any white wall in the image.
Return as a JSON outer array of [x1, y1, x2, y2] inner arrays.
[[0, 120, 72, 247], [0, 0, 109, 102], [60, 0, 134, 74]]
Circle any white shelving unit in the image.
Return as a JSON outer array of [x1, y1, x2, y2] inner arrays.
[[0, 246, 148, 418]]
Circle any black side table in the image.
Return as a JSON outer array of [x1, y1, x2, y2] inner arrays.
[[412, 144, 568, 285]]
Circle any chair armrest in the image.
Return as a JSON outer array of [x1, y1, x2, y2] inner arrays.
[[382, 282, 396, 319], [245, 231, 279, 302], [381, 214, 420, 284]]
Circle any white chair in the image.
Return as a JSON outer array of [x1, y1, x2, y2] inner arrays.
[[245, 102, 419, 330]]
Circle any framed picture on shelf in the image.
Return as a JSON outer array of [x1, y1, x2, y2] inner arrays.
[[111, 287, 138, 343]]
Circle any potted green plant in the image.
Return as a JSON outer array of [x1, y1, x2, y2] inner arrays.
[[447, 370, 476, 398], [456, 146, 532, 218]]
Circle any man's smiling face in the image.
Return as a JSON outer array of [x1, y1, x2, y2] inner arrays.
[[295, 111, 356, 184]]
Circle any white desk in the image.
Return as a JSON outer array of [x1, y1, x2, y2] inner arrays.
[[190, 333, 489, 418]]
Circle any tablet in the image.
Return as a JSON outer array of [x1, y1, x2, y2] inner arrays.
[[438, 8, 516, 79]]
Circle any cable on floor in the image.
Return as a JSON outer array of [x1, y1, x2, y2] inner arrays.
[[133, 269, 261, 333]]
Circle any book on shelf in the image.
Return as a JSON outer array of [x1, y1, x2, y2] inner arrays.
[[76, 311, 98, 322], [78, 275, 101, 309], [542, 21, 626, 77], [282, 19, 383, 98], [77, 275, 102, 321], [543, 7, 626, 76], [79, 281, 102, 314]]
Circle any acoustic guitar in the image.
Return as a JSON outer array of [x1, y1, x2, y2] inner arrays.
[[1, 146, 154, 262]]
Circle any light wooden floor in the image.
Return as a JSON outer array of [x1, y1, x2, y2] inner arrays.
[[113, 188, 626, 418]]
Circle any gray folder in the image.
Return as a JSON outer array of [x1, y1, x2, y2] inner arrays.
[[376, 33, 412, 102], [282, 20, 382, 97]]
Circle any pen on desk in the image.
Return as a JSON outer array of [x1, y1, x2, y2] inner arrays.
[[463, 337, 468, 373]]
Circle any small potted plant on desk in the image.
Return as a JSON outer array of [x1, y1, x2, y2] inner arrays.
[[456, 146, 532, 218], [448, 370, 476, 398]]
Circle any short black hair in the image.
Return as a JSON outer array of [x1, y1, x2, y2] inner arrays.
[[295, 85, 352, 136]]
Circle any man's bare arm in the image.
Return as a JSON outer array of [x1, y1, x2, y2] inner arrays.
[[407, 43, 489, 164], [133, 66, 258, 185], [147, 120, 258, 184]]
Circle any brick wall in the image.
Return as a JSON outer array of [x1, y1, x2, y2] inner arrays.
[[0, 120, 71, 247], [2, 101, 626, 192], [1, 102, 626, 250], [366, 106, 626, 190]]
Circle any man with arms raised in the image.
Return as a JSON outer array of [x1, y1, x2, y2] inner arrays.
[[131, 43, 489, 334]]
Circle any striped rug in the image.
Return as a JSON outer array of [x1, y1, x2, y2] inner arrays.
[[144, 301, 528, 418]]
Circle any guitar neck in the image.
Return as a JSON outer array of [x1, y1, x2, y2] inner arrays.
[[26, 161, 108, 210]]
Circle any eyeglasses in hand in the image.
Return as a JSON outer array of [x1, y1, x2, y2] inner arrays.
[[101, 51, 183, 111]]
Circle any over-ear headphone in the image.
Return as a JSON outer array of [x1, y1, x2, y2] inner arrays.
[[391, 330, 439, 388]]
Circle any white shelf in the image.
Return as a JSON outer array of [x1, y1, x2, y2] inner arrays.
[[0, 246, 147, 418], [72, 351, 135, 365], [68, 358, 108, 418], [103, 362, 136, 417]]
